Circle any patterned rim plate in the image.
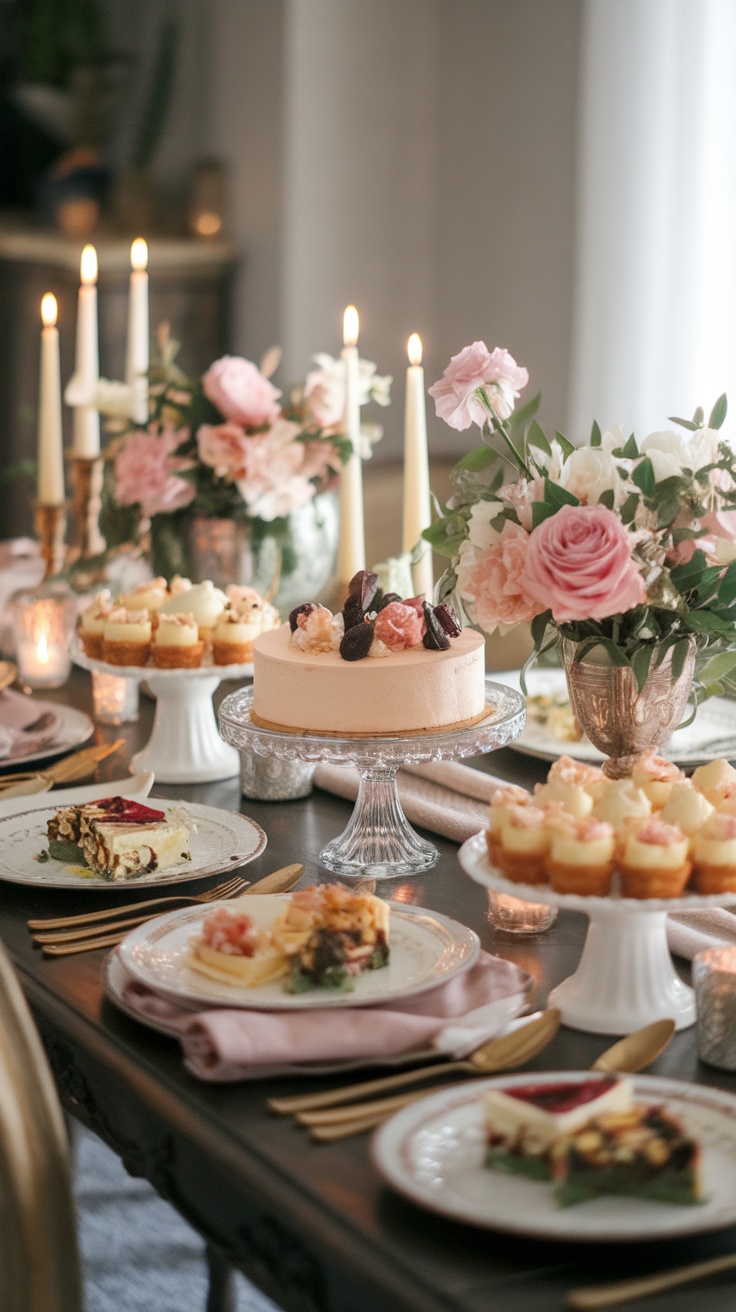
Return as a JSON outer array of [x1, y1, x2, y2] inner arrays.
[[0, 801, 266, 889], [496, 667, 736, 767], [118, 897, 480, 1010], [0, 703, 93, 770], [372, 1072, 736, 1241]]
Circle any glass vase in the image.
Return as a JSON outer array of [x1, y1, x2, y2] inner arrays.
[[560, 637, 696, 778]]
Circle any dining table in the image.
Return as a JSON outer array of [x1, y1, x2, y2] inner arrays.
[[3, 667, 736, 1312]]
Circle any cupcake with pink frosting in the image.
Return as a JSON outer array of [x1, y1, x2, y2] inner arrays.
[[546, 814, 616, 896], [486, 785, 532, 865], [618, 816, 691, 899], [494, 803, 551, 885]]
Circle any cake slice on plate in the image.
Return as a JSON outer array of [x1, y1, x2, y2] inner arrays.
[[47, 796, 191, 881]]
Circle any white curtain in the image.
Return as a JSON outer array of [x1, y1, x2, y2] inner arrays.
[[568, 0, 736, 441]]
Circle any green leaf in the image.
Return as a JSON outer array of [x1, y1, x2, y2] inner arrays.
[[668, 415, 701, 432], [719, 561, 736, 607], [685, 611, 735, 636], [657, 498, 681, 527], [507, 393, 541, 428], [670, 550, 709, 593], [632, 457, 655, 497], [613, 434, 639, 459], [530, 609, 553, 650], [671, 637, 693, 681], [598, 489, 615, 510], [531, 501, 557, 529], [620, 492, 640, 525], [709, 393, 728, 430], [488, 466, 504, 495], [693, 406, 705, 427], [590, 420, 602, 448], [632, 645, 655, 693], [544, 478, 580, 509], [554, 430, 575, 458], [454, 444, 497, 473], [526, 420, 551, 456], [697, 649, 736, 687]]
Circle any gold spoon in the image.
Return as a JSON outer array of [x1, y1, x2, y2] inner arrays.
[[268, 1009, 562, 1116], [307, 1015, 677, 1142], [590, 1019, 676, 1075]]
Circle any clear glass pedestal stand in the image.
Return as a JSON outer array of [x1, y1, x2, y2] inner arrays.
[[218, 680, 526, 881]]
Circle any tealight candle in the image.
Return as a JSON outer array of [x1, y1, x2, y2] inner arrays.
[[693, 947, 736, 1071], [91, 671, 139, 725], [11, 586, 76, 690]]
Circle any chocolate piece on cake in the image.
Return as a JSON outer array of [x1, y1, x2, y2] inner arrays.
[[47, 796, 191, 881], [550, 1104, 702, 1207]]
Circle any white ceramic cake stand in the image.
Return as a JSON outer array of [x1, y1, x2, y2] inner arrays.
[[74, 645, 252, 784], [218, 680, 526, 880], [459, 830, 736, 1035]]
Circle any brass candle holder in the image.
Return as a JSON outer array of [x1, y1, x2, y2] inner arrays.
[[67, 455, 106, 564], [35, 503, 67, 580]]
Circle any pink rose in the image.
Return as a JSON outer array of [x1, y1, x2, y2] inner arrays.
[[114, 428, 195, 517], [521, 505, 646, 622], [202, 355, 281, 428], [374, 601, 425, 651], [197, 422, 251, 481], [428, 342, 528, 431], [463, 521, 544, 633]]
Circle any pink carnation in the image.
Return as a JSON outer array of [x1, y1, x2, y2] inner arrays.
[[521, 504, 645, 623], [114, 428, 195, 517], [463, 521, 543, 633], [202, 355, 281, 428], [504, 476, 544, 531], [428, 342, 528, 431], [374, 601, 425, 651], [197, 422, 252, 481]]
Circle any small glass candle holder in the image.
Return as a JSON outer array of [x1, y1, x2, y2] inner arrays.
[[10, 582, 76, 690], [91, 671, 140, 725], [240, 748, 315, 801], [693, 946, 736, 1071], [487, 889, 559, 936]]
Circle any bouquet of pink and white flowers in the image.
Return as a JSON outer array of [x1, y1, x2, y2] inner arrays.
[[425, 341, 736, 699]]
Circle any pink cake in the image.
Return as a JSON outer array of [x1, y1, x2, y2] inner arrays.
[[251, 572, 487, 736]]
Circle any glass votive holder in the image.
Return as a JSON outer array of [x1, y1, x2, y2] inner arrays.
[[91, 671, 140, 725], [240, 748, 315, 801], [10, 582, 76, 690], [487, 889, 559, 936], [693, 946, 736, 1071]]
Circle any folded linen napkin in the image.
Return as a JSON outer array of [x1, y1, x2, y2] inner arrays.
[[314, 760, 507, 844], [0, 689, 62, 759], [667, 909, 736, 960], [118, 950, 532, 1081]]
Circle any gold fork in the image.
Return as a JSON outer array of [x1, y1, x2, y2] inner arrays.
[[31, 875, 249, 943], [0, 739, 124, 789]]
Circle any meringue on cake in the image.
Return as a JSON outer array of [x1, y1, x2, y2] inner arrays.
[[692, 811, 736, 893], [618, 816, 691, 898]]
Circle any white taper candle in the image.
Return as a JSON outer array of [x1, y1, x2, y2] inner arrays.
[[337, 305, 366, 583], [402, 333, 433, 599], [37, 294, 65, 505]]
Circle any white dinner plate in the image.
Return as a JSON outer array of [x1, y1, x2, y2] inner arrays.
[[0, 801, 266, 889], [496, 667, 736, 767], [373, 1072, 736, 1241], [0, 703, 94, 770], [118, 896, 480, 1010]]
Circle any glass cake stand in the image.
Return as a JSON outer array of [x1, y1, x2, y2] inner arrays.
[[459, 831, 736, 1035], [74, 643, 252, 784], [218, 679, 526, 880]]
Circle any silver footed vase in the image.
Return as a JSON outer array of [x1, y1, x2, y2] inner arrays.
[[560, 638, 696, 779]]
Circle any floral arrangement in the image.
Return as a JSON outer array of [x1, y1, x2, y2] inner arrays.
[[425, 341, 736, 699]]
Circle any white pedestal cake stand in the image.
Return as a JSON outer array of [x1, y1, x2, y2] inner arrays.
[[75, 646, 252, 784], [218, 679, 526, 881], [459, 830, 736, 1034]]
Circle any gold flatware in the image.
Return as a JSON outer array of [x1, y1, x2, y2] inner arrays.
[[0, 661, 18, 692], [0, 739, 124, 789], [566, 1253, 736, 1309], [268, 1008, 561, 1116], [36, 863, 305, 956], [0, 777, 52, 800], [590, 1019, 676, 1074], [32, 876, 249, 943], [304, 1014, 677, 1142]]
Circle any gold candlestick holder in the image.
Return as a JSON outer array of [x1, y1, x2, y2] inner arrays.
[[67, 455, 106, 564], [35, 503, 67, 580]]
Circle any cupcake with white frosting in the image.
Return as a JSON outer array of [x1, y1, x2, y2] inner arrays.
[[102, 608, 151, 666], [631, 750, 685, 809], [660, 780, 714, 845], [618, 816, 691, 899], [592, 778, 651, 836], [79, 589, 113, 659], [151, 613, 204, 669], [692, 812, 736, 893], [692, 759, 736, 806], [494, 803, 551, 884], [118, 577, 168, 615], [486, 785, 532, 865], [546, 814, 616, 896]]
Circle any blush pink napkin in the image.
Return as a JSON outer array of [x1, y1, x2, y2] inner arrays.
[[0, 688, 62, 758], [118, 951, 532, 1082]]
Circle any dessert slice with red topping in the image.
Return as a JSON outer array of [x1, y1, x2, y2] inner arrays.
[[47, 796, 191, 881], [188, 907, 289, 987], [485, 1076, 633, 1180], [550, 1104, 702, 1207]]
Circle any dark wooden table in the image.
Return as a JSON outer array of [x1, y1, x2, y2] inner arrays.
[[3, 670, 736, 1312]]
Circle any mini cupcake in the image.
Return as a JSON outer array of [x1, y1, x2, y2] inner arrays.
[[631, 750, 685, 809], [549, 755, 607, 800], [494, 803, 551, 885], [102, 607, 151, 666], [159, 579, 227, 643], [546, 814, 616, 896], [691, 758, 736, 806], [617, 816, 691, 899], [213, 590, 280, 664], [117, 577, 168, 615], [486, 785, 532, 864], [151, 613, 204, 669], [660, 780, 714, 845], [534, 772, 594, 821], [78, 589, 112, 659], [691, 812, 736, 893], [592, 778, 651, 836], [168, 575, 193, 597]]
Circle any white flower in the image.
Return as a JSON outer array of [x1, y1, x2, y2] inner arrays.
[[454, 539, 481, 617], [640, 427, 720, 482], [466, 500, 503, 551], [531, 438, 565, 483], [560, 446, 626, 506], [304, 353, 392, 429]]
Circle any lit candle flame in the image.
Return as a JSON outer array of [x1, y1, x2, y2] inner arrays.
[[343, 305, 359, 347], [130, 238, 148, 272], [41, 293, 58, 327], [36, 629, 49, 666], [80, 244, 98, 285], [407, 333, 422, 366]]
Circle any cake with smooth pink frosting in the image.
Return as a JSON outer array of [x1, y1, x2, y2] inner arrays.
[[251, 570, 487, 735]]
